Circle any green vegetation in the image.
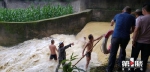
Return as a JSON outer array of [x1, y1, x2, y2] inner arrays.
[[62, 53, 85, 72], [0, 4, 73, 22]]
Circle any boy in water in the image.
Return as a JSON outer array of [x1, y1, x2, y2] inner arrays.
[[49, 39, 58, 61], [83, 37, 87, 48], [82, 34, 104, 70], [55, 42, 74, 72]]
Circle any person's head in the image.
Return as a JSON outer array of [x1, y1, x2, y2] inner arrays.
[[142, 3, 150, 15], [51, 39, 54, 44], [88, 34, 94, 41], [122, 6, 132, 14], [59, 42, 64, 48], [135, 9, 143, 18]]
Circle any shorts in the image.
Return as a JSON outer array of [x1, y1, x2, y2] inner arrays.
[[50, 54, 57, 60], [86, 52, 91, 57]]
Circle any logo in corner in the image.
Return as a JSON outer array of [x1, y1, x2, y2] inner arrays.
[[122, 58, 143, 71]]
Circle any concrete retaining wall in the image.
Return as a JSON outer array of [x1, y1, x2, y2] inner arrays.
[[0, 9, 92, 46]]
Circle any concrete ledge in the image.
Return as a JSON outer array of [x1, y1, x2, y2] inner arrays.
[[0, 9, 92, 46]]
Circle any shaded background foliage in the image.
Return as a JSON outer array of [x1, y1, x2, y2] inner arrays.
[[85, 0, 150, 21], [86, 0, 150, 10]]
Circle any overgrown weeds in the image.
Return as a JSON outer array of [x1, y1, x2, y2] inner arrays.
[[61, 53, 86, 72]]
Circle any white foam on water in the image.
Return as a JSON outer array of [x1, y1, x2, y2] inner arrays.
[[0, 34, 100, 72]]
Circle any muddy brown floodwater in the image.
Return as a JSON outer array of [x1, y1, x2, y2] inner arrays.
[[0, 22, 150, 72], [76, 22, 150, 71]]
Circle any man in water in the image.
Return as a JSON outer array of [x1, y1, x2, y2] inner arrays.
[[55, 42, 74, 72], [82, 34, 104, 70], [83, 37, 87, 48], [49, 39, 58, 61], [106, 6, 135, 72], [132, 4, 150, 72]]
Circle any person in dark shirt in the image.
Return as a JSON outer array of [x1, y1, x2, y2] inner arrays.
[[106, 6, 135, 72], [55, 42, 74, 72]]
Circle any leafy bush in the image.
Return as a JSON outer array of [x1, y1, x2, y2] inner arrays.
[[0, 4, 73, 22], [61, 53, 85, 72]]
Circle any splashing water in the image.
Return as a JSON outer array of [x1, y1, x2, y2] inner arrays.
[[0, 34, 100, 72], [2, 22, 149, 72]]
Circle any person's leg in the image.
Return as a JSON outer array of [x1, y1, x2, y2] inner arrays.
[[130, 42, 141, 72], [50, 55, 53, 61], [107, 37, 120, 72], [140, 43, 150, 72], [131, 42, 141, 60], [118, 38, 130, 68], [86, 52, 91, 70], [86, 57, 91, 69], [62, 59, 65, 66], [55, 60, 62, 72], [54, 54, 57, 62]]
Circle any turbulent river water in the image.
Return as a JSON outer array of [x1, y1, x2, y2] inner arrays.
[[0, 22, 149, 72]]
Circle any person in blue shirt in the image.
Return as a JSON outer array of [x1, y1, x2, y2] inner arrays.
[[106, 6, 135, 72]]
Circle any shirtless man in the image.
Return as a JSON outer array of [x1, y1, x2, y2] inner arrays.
[[49, 39, 58, 61], [82, 34, 104, 70]]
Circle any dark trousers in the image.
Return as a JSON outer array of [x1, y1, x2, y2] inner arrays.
[[55, 60, 65, 72], [107, 37, 130, 72], [130, 42, 150, 72]]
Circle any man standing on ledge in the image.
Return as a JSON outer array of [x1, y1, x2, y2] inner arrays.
[[106, 6, 135, 72]]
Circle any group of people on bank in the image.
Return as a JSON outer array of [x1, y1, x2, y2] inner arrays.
[[106, 4, 150, 72], [49, 3, 150, 72]]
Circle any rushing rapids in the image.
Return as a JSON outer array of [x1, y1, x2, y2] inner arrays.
[[1, 22, 150, 72], [0, 34, 100, 72]]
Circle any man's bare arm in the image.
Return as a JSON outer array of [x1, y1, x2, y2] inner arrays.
[[130, 26, 135, 34], [55, 46, 58, 52], [110, 20, 115, 26], [94, 34, 104, 41], [82, 43, 88, 57], [132, 27, 139, 46]]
